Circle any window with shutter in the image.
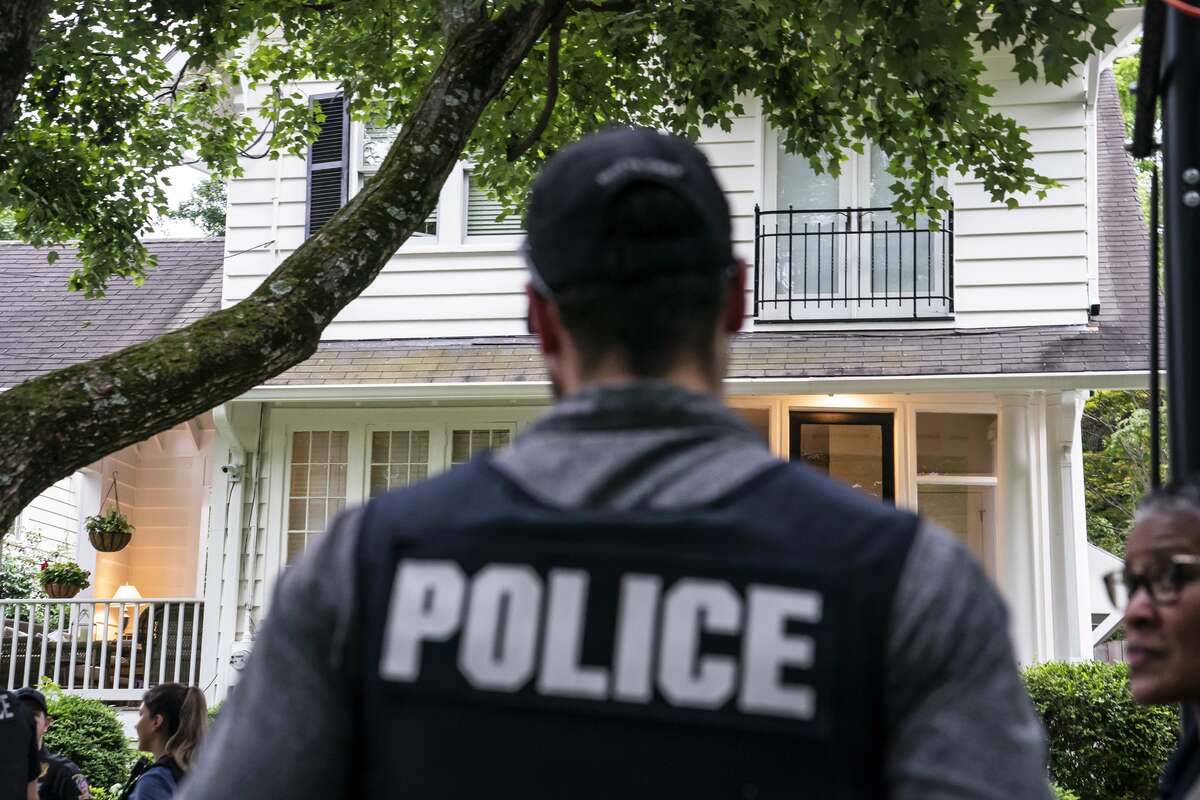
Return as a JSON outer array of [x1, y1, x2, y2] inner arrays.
[[465, 172, 524, 237], [306, 93, 349, 237]]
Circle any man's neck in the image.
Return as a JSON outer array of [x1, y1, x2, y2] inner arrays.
[[570, 363, 721, 398]]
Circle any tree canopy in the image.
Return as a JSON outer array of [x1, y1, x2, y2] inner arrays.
[[0, 0, 1122, 529], [3, 0, 1119, 295]]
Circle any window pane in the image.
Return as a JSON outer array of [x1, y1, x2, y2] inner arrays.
[[310, 431, 330, 463], [918, 485, 994, 560], [371, 431, 390, 463], [795, 423, 886, 499], [916, 413, 997, 476], [287, 499, 307, 533], [450, 427, 513, 466], [308, 464, 329, 496], [289, 466, 308, 498], [329, 463, 348, 496], [368, 429, 433, 498], [292, 431, 310, 463]]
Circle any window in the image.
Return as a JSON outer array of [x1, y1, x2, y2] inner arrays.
[[915, 413, 998, 560], [450, 428, 512, 466], [465, 173, 524, 237], [285, 431, 349, 562], [359, 122, 437, 237], [368, 430, 431, 498], [789, 411, 895, 501]]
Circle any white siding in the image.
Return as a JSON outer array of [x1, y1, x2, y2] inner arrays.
[[14, 476, 79, 556], [223, 54, 1094, 336]]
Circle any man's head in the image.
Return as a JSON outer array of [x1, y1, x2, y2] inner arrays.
[[1120, 482, 1200, 705], [14, 688, 50, 748], [523, 128, 745, 397]]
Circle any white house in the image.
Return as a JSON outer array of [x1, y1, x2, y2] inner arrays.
[[1, 10, 1147, 704]]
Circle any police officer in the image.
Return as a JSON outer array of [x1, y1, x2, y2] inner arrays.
[[0, 688, 39, 800], [180, 129, 1052, 799], [13, 690, 90, 800]]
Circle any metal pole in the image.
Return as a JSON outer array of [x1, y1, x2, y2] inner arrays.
[[1161, 4, 1200, 479], [1151, 163, 1162, 489]]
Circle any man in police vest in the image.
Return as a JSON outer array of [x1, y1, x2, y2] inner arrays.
[[181, 129, 1051, 799]]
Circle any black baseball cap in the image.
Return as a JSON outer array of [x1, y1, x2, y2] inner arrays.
[[14, 688, 47, 715], [524, 127, 733, 295]]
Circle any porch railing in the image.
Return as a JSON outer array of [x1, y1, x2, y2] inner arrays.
[[753, 205, 954, 321], [0, 598, 204, 701]]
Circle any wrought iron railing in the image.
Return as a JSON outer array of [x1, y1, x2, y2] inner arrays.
[[753, 205, 954, 321]]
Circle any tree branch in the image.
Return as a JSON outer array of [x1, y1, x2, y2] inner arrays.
[[439, 0, 486, 42], [0, 0, 572, 528], [506, 13, 565, 161], [0, 0, 51, 144]]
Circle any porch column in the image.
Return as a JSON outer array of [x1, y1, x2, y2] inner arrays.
[[1045, 390, 1093, 661], [74, 467, 102, 599], [997, 393, 1053, 664]]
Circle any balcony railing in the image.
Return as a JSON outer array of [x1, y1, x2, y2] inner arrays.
[[0, 598, 204, 701], [753, 206, 954, 322]]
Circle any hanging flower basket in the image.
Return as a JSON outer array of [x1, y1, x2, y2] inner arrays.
[[87, 471, 134, 552], [39, 561, 90, 598], [85, 507, 134, 552]]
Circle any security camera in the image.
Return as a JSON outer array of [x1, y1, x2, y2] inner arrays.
[[221, 464, 243, 481]]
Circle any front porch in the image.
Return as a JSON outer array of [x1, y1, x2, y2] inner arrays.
[[1, 416, 214, 701]]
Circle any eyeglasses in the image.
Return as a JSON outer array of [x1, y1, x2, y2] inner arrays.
[[1104, 554, 1200, 608]]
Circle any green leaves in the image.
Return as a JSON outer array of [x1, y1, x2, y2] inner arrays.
[[2, 0, 1121, 294]]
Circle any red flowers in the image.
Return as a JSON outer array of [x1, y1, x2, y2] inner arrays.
[[40, 561, 48, 571]]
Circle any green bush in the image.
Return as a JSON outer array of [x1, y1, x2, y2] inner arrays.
[[1024, 661, 1179, 800], [1053, 785, 1080, 800], [40, 682, 136, 790]]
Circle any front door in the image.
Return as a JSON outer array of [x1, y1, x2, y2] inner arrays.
[[789, 411, 895, 502]]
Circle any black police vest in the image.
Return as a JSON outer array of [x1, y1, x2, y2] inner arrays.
[[355, 455, 918, 799]]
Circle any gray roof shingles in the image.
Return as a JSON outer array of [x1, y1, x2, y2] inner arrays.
[[0, 239, 224, 389], [0, 69, 1154, 391]]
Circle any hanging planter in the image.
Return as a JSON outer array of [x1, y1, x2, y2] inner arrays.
[[86, 472, 134, 552], [39, 561, 90, 599], [86, 507, 134, 552]]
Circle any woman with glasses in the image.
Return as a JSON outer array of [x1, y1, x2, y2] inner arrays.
[[1105, 482, 1200, 800]]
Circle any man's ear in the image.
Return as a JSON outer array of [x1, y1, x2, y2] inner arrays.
[[526, 284, 562, 356], [722, 259, 748, 334]]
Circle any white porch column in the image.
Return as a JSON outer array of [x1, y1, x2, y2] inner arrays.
[[997, 393, 1054, 664], [74, 467, 102, 599], [1045, 390, 1093, 661]]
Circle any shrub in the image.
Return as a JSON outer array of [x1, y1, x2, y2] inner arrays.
[[40, 682, 136, 790], [1024, 661, 1179, 800], [1053, 785, 1080, 800]]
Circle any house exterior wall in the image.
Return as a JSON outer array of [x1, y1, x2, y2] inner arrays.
[[220, 56, 1098, 338], [204, 385, 1095, 696], [12, 475, 80, 557]]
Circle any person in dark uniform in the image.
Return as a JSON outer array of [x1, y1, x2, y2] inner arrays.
[[179, 128, 1051, 799], [13, 689, 90, 800], [0, 689, 39, 800]]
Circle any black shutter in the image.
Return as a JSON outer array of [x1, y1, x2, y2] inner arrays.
[[306, 93, 348, 236]]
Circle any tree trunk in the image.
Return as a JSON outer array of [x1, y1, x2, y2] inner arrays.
[[0, 0, 50, 143], [0, 0, 568, 529]]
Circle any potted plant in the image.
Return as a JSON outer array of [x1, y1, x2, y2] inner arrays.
[[85, 507, 133, 552], [39, 561, 90, 599]]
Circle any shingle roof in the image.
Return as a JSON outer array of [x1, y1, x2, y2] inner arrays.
[[0, 239, 224, 388], [267, 70, 1154, 388]]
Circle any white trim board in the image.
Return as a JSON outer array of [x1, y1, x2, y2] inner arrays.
[[236, 369, 1154, 403]]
